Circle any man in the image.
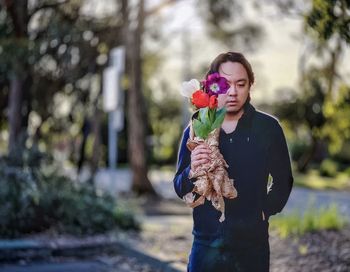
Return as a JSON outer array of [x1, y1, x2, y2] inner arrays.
[[173, 52, 294, 272]]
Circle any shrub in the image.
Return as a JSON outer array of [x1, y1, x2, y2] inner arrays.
[[319, 159, 338, 177], [270, 202, 347, 238], [344, 166, 350, 177], [290, 141, 309, 162], [0, 146, 140, 238]]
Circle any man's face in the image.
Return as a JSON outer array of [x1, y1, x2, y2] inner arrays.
[[217, 61, 250, 114]]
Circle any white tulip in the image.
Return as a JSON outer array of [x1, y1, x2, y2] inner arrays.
[[180, 79, 200, 98]]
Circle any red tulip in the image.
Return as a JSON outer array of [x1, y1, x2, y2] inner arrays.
[[209, 95, 218, 109], [191, 90, 210, 108]]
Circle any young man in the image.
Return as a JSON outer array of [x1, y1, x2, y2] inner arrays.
[[173, 52, 294, 272]]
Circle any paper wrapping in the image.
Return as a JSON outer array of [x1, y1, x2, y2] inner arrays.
[[183, 121, 238, 222]]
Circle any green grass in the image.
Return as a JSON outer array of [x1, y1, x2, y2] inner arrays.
[[294, 170, 350, 191], [270, 202, 348, 238]]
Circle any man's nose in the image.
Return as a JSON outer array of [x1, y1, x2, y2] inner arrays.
[[228, 85, 237, 95]]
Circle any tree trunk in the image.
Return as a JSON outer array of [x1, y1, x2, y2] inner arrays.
[[297, 136, 317, 172], [91, 108, 102, 178], [8, 73, 24, 154], [124, 0, 156, 195], [327, 37, 342, 98], [5, 0, 29, 155], [77, 117, 90, 174]]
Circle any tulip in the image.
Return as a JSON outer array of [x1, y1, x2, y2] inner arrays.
[[209, 95, 218, 109], [181, 79, 200, 98], [191, 90, 210, 108]]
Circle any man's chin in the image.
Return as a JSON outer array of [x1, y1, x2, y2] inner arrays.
[[226, 105, 244, 114]]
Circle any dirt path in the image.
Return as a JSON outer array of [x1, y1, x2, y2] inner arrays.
[[119, 198, 350, 272]]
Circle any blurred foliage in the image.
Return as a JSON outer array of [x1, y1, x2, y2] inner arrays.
[[0, 143, 140, 238], [274, 76, 350, 171], [148, 96, 182, 164], [321, 85, 350, 154], [305, 0, 350, 43], [197, 0, 263, 51], [274, 69, 326, 133], [0, 0, 349, 174], [319, 158, 338, 177], [142, 48, 183, 165], [270, 201, 348, 238], [294, 169, 350, 191], [290, 140, 310, 162], [345, 166, 350, 177], [0, 0, 124, 165], [272, 0, 350, 172], [273, 68, 329, 171]]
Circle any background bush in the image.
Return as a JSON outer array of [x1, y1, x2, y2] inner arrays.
[[0, 145, 139, 238], [319, 158, 339, 177], [270, 202, 347, 238]]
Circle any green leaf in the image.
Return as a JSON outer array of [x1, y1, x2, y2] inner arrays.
[[211, 107, 227, 130], [215, 107, 226, 117], [193, 119, 205, 139], [199, 107, 208, 124], [208, 108, 215, 125], [193, 118, 211, 139]]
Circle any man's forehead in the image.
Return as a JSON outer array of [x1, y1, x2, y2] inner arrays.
[[219, 71, 248, 83], [219, 62, 248, 78]]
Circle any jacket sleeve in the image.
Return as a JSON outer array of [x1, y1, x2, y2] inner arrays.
[[173, 126, 195, 199], [264, 120, 294, 218]]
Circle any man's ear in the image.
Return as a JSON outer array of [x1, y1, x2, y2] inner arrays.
[[246, 92, 251, 103]]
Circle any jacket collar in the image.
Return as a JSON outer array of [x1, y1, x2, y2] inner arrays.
[[235, 102, 255, 132]]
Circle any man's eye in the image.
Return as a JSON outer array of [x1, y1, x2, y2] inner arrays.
[[238, 84, 245, 87]]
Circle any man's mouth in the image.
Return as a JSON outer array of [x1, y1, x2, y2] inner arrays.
[[227, 101, 238, 106]]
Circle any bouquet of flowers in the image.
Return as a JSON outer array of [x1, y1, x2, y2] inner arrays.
[[181, 73, 238, 222]]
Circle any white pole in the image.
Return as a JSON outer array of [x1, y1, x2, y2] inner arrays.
[[103, 46, 125, 169]]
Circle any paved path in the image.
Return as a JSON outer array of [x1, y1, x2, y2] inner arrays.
[[0, 248, 181, 272], [147, 169, 350, 218], [74, 168, 350, 218], [285, 187, 350, 217], [0, 261, 112, 272]]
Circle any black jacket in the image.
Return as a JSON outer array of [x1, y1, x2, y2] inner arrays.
[[173, 103, 294, 249]]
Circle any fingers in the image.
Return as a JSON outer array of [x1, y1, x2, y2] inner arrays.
[[192, 144, 211, 156], [191, 158, 209, 169], [191, 145, 211, 161], [191, 144, 211, 170]]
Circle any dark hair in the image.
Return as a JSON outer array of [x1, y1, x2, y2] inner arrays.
[[205, 52, 255, 86]]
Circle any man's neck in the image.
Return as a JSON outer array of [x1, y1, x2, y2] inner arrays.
[[224, 108, 245, 121]]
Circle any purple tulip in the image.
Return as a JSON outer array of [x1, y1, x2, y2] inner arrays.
[[204, 72, 230, 96]]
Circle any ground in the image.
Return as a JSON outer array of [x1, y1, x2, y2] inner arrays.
[[1, 175, 350, 272]]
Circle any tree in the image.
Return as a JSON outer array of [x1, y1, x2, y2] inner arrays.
[[304, 0, 350, 96], [2, 0, 32, 154], [198, 0, 263, 51], [272, 0, 350, 170], [322, 85, 350, 154], [123, 0, 156, 195], [303, 0, 350, 165], [0, 0, 124, 169], [122, 0, 180, 195], [273, 68, 328, 171]]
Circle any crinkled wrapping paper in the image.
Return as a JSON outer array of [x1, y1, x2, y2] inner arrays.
[[183, 122, 238, 222]]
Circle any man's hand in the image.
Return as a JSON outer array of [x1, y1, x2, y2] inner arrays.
[[190, 144, 211, 171]]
